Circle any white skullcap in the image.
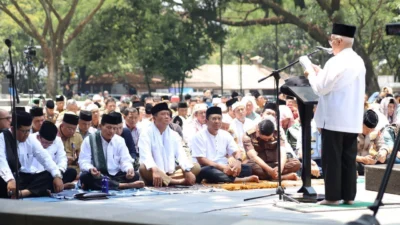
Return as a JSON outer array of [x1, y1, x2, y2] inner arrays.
[[231, 101, 246, 111], [217, 103, 227, 112], [93, 94, 101, 101], [86, 103, 99, 111], [191, 103, 208, 118], [212, 98, 222, 105]]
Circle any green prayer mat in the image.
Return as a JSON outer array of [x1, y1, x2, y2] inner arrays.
[[274, 201, 400, 213]]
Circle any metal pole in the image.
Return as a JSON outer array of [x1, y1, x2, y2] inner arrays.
[[219, 7, 224, 96], [275, 24, 278, 70], [240, 55, 242, 95]]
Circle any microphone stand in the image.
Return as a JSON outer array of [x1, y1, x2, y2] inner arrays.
[[244, 48, 322, 202], [5, 39, 21, 199]]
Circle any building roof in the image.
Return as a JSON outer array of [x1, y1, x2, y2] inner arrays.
[[185, 64, 287, 90]]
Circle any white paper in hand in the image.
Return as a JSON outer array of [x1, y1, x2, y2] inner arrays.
[[299, 56, 316, 77]]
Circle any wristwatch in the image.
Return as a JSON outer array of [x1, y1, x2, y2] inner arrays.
[[54, 173, 63, 179], [184, 168, 192, 173], [237, 158, 243, 162]]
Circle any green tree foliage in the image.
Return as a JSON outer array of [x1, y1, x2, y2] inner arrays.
[[195, 0, 399, 94], [0, 0, 106, 97]]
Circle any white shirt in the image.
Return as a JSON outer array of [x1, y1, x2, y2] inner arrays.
[[0, 132, 61, 182], [139, 123, 193, 173], [191, 128, 238, 165], [308, 48, 366, 133], [31, 134, 67, 173], [229, 118, 255, 148], [78, 134, 133, 175], [183, 119, 207, 146]]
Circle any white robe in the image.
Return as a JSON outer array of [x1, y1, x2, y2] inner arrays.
[[191, 128, 238, 165], [308, 48, 365, 133], [139, 123, 193, 173], [31, 134, 67, 173], [78, 134, 133, 176], [0, 132, 61, 182], [229, 118, 255, 148]]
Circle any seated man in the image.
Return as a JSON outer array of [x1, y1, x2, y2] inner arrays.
[[356, 110, 390, 175], [139, 102, 200, 187], [58, 113, 83, 173], [33, 121, 77, 189], [243, 118, 301, 181], [0, 112, 63, 198], [30, 107, 45, 133], [78, 112, 144, 190], [192, 107, 259, 183], [78, 110, 96, 140], [382, 124, 400, 164]]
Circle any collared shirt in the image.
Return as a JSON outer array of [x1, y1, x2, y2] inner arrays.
[[31, 134, 67, 173], [191, 128, 237, 165], [78, 134, 133, 175], [308, 48, 366, 133], [59, 131, 83, 171], [183, 119, 207, 146], [0, 133, 61, 182], [246, 112, 262, 124], [229, 118, 255, 148]]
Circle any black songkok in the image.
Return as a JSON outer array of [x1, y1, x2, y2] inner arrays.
[[30, 107, 44, 117], [363, 110, 378, 129], [63, 113, 79, 125], [79, 111, 92, 122], [151, 102, 169, 115], [206, 106, 222, 119], [332, 23, 356, 38], [39, 121, 58, 141]]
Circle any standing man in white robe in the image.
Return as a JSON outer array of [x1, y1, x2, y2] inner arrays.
[[192, 107, 259, 183], [0, 111, 63, 198], [139, 102, 200, 187], [306, 23, 365, 205]]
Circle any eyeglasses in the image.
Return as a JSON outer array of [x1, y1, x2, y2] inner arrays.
[[0, 117, 12, 121], [18, 128, 31, 134]]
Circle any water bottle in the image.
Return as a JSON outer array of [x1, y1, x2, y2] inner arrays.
[[101, 176, 109, 193]]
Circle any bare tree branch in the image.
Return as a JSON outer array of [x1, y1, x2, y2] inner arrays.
[[244, 7, 261, 20], [8, 0, 44, 44], [316, 0, 331, 14], [64, 0, 105, 48], [44, 0, 61, 21], [39, 0, 55, 39]]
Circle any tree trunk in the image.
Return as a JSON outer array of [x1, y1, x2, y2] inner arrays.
[[354, 42, 380, 95], [144, 70, 152, 96], [180, 74, 185, 101], [45, 50, 58, 98], [79, 66, 87, 93]]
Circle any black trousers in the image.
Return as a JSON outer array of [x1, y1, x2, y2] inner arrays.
[[20, 171, 54, 197], [321, 129, 358, 201], [196, 164, 252, 183], [62, 168, 77, 183], [80, 171, 140, 191]]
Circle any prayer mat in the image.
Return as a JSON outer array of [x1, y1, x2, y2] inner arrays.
[[204, 179, 325, 191], [146, 184, 226, 194], [274, 201, 400, 213]]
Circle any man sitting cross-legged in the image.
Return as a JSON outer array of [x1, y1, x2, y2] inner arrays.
[[0, 112, 63, 198], [192, 106, 259, 184], [33, 121, 77, 189], [243, 117, 301, 181], [139, 102, 200, 187], [78, 112, 144, 190]]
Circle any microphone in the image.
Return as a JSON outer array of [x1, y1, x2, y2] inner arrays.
[[5, 39, 11, 48], [316, 46, 333, 54]]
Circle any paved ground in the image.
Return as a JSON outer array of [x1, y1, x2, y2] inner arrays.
[[53, 182, 400, 225]]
